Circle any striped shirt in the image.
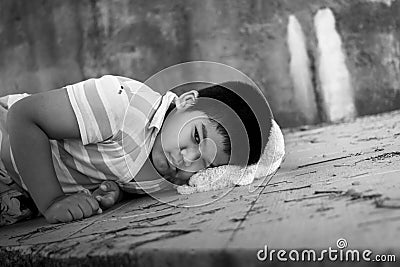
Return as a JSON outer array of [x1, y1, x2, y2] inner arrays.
[[0, 75, 177, 194]]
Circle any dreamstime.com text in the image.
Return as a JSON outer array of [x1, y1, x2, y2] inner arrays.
[[257, 238, 396, 263]]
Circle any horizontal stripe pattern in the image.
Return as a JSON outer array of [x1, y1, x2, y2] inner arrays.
[[84, 79, 113, 141], [58, 75, 176, 193], [0, 76, 176, 195]]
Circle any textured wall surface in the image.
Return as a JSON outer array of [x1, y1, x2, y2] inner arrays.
[[0, 0, 399, 127]]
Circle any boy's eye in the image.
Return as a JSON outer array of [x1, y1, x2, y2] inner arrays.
[[194, 127, 200, 144]]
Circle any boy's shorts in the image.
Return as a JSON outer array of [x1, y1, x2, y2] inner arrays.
[[0, 94, 38, 226]]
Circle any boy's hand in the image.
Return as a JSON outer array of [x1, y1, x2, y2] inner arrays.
[[92, 181, 121, 209], [44, 192, 102, 223]]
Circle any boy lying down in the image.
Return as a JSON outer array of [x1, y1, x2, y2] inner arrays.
[[0, 75, 281, 225]]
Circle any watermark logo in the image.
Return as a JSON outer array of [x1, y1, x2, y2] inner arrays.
[[257, 238, 396, 262], [336, 238, 347, 249]]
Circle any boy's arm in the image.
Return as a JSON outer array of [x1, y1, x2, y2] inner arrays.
[[7, 88, 99, 221]]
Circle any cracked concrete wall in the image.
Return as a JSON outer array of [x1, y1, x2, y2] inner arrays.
[[0, 0, 399, 127], [0, 0, 189, 93]]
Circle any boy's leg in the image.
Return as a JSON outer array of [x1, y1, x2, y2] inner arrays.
[[0, 97, 38, 226]]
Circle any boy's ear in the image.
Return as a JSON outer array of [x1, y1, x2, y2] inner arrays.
[[175, 90, 199, 110]]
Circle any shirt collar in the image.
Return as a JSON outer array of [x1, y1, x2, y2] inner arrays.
[[148, 91, 178, 130]]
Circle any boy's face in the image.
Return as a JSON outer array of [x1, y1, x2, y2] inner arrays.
[[151, 92, 229, 184]]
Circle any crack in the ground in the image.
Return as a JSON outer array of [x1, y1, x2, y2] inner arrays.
[[341, 189, 382, 201], [78, 228, 201, 258], [225, 175, 275, 245], [196, 207, 225, 215], [130, 198, 180, 211], [45, 241, 81, 257], [128, 229, 199, 250], [10, 225, 63, 242], [297, 155, 353, 168], [261, 184, 311, 195], [363, 151, 400, 162], [374, 197, 400, 209], [8, 211, 181, 246]]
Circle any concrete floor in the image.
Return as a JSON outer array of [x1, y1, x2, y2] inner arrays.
[[1, 110, 399, 266]]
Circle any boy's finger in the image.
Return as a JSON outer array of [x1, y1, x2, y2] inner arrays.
[[100, 183, 108, 191], [92, 188, 107, 199], [100, 181, 117, 192], [95, 195, 112, 208], [101, 196, 115, 208], [85, 195, 100, 212], [55, 212, 73, 223], [69, 206, 84, 220], [78, 201, 93, 218], [47, 210, 73, 223]]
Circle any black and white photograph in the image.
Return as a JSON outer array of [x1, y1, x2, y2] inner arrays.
[[0, 0, 399, 266]]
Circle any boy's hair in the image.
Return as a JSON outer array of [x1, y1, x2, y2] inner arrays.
[[187, 81, 273, 166]]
